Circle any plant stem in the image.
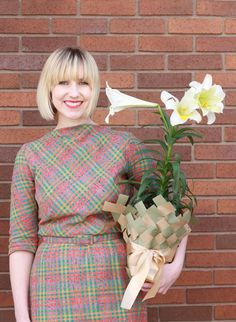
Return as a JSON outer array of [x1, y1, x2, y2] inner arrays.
[[156, 105, 174, 198]]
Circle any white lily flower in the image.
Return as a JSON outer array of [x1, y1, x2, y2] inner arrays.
[[160, 88, 201, 126], [105, 82, 157, 124], [189, 74, 225, 124]]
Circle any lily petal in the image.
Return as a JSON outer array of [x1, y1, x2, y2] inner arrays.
[[189, 110, 202, 123], [170, 110, 186, 126], [202, 74, 212, 90], [105, 82, 157, 123], [206, 112, 216, 125]]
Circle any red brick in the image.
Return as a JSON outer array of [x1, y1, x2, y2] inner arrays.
[[0, 310, 15, 322], [195, 71, 236, 88], [226, 91, 236, 106], [225, 19, 236, 34], [197, 37, 236, 52], [93, 109, 135, 126], [100, 72, 134, 89], [22, 37, 77, 52], [180, 163, 215, 179], [0, 55, 47, 71], [218, 199, 236, 214], [0, 220, 9, 235], [216, 234, 236, 249], [0, 0, 18, 15], [21, 72, 40, 89], [110, 18, 165, 34], [0, 291, 13, 307], [91, 55, 108, 71], [147, 307, 159, 322], [194, 198, 216, 215], [0, 256, 9, 272], [22, 0, 77, 15], [80, 0, 135, 15], [168, 54, 222, 70], [0, 128, 48, 144], [138, 73, 192, 89], [192, 216, 236, 232], [0, 273, 10, 289], [193, 126, 221, 143], [215, 305, 236, 320], [0, 202, 10, 218], [188, 234, 215, 250], [0, 165, 13, 181], [139, 36, 193, 52], [217, 163, 236, 178], [0, 92, 36, 107], [80, 35, 135, 52], [0, 74, 20, 89], [225, 54, 236, 69], [0, 147, 20, 163], [193, 181, 236, 196], [138, 110, 162, 126], [52, 18, 107, 34], [147, 289, 185, 305], [111, 55, 164, 71], [225, 127, 236, 141], [186, 252, 236, 268], [195, 144, 236, 160], [159, 305, 212, 321], [0, 184, 10, 200], [0, 237, 8, 254], [213, 108, 236, 124], [176, 270, 213, 286], [197, 0, 236, 16], [215, 270, 236, 285], [22, 111, 55, 126], [118, 127, 163, 142], [0, 37, 18, 52], [169, 18, 222, 34], [187, 287, 236, 303], [0, 18, 49, 34], [140, 0, 193, 15]]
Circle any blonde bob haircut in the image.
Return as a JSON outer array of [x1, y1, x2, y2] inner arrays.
[[37, 47, 100, 120]]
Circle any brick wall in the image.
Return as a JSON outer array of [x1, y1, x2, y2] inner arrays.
[[0, 1, 235, 321]]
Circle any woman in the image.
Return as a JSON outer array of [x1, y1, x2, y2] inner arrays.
[[9, 47, 188, 322]]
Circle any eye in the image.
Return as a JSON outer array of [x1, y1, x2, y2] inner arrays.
[[58, 81, 69, 85], [79, 80, 89, 86]]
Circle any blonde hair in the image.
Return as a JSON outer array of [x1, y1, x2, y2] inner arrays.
[[37, 47, 100, 120]]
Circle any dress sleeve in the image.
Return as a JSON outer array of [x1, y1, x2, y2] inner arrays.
[[9, 144, 38, 255], [124, 133, 156, 182]]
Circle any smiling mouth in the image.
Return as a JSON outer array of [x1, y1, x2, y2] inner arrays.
[[64, 100, 83, 108]]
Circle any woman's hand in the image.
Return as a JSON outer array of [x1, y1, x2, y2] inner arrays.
[[157, 261, 182, 294], [140, 261, 181, 294], [141, 236, 188, 295]]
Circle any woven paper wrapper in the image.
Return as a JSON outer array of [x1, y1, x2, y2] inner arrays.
[[103, 194, 191, 310]]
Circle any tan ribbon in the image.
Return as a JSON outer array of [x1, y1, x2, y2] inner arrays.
[[121, 242, 165, 310]]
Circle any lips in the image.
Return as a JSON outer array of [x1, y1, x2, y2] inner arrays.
[[64, 100, 83, 109]]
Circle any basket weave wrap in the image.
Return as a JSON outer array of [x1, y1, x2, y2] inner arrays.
[[102, 194, 191, 310]]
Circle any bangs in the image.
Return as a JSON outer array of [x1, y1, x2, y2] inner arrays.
[[50, 52, 90, 88]]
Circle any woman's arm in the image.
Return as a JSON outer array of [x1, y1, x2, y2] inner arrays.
[[9, 251, 34, 322], [141, 235, 188, 294]]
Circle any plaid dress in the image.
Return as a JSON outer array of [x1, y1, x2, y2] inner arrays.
[[9, 124, 152, 322]]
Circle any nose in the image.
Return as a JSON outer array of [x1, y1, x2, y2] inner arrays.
[[69, 81, 80, 97]]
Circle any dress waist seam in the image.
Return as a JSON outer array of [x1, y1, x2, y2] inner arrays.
[[38, 232, 122, 246]]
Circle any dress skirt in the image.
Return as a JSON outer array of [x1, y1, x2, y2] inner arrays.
[[30, 233, 147, 322]]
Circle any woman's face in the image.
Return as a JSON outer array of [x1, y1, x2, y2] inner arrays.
[[51, 66, 92, 127]]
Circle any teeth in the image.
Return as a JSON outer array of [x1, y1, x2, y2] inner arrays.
[[65, 101, 83, 106]]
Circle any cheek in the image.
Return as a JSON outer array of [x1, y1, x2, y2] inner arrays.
[[83, 87, 92, 100]]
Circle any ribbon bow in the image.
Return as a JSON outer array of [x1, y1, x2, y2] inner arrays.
[[121, 241, 165, 310]]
